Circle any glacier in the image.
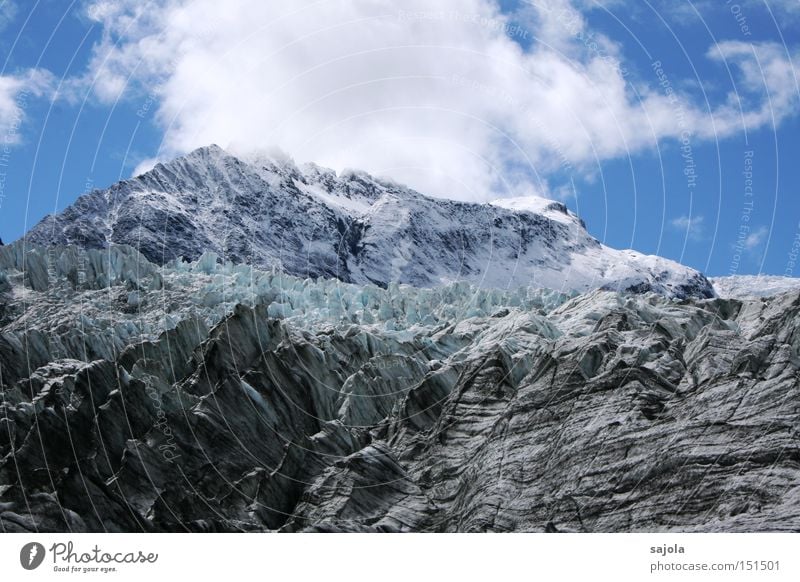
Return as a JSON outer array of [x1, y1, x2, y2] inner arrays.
[[1, 241, 798, 532], [712, 275, 800, 299]]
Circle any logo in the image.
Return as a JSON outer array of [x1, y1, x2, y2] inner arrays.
[[20, 542, 46, 570]]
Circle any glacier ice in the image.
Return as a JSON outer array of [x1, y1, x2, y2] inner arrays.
[[1, 240, 798, 532]]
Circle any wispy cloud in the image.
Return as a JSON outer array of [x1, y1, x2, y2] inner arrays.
[[0, 69, 53, 145], [707, 41, 800, 132], [744, 225, 769, 250], [671, 215, 705, 240], [0, 1, 17, 32], [748, 0, 800, 17], [653, 0, 800, 26]]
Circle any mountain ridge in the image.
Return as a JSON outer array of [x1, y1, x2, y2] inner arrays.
[[23, 144, 714, 299]]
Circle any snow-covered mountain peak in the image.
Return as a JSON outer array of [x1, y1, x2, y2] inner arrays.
[[490, 194, 564, 211], [23, 145, 714, 298], [490, 195, 576, 225]]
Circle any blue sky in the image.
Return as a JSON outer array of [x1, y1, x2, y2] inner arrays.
[[0, 0, 798, 278]]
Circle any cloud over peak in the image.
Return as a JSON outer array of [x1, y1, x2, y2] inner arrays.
[[77, 0, 800, 202]]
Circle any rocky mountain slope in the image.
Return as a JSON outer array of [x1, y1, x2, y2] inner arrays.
[[23, 145, 713, 299], [1, 242, 797, 532]]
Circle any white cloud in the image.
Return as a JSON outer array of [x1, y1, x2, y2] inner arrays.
[[651, 0, 800, 27], [754, 0, 800, 16], [132, 156, 157, 176], [671, 215, 705, 240], [77, 0, 800, 202], [0, 1, 17, 32], [0, 69, 52, 145], [707, 41, 800, 132], [744, 225, 769, 250]]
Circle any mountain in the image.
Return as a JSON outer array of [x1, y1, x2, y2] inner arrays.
[[0, 244, 797, 532], [23, 145, 713, 299], [15, 146, 796, 534]]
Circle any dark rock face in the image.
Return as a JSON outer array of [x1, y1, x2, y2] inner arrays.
[[22, 145, 714, 299], [0, 244, 797, 532]]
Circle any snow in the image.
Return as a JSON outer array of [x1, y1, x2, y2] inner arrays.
[[711, 275, 800, 299], [293, 179, 372, 216], [489, 196, 575, 225]]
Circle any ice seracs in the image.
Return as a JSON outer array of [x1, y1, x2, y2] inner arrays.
[[1, 240, 797, 532], [711, 275, 800, 299]]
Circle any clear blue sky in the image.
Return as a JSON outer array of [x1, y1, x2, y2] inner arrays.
[[0, 0, 798, 278]]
